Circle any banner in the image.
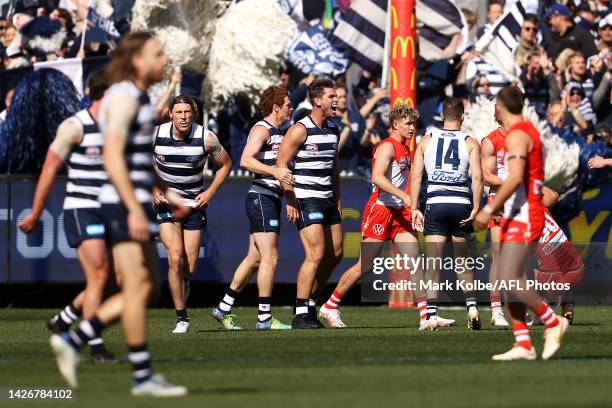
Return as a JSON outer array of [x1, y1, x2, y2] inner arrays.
[[0, 176, 609, 284], [87, 7, 121, 40], [0, 177, 371, 283], [287, 25, 348, 77]]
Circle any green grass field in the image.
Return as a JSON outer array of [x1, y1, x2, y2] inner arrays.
[[1, 306, 611, 408]]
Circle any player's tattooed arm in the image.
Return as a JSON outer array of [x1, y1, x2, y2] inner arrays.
[[480, 137, 503, 188], [410, 135, 429, 232], [475, 130, 530, 229], [240, 125, 293, 185], [19, 118, 83, 233], [371, 142, 410, 207], [196, 131, 232, 209]]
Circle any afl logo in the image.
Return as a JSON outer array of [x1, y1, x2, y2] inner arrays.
[[372, 224, 385, 235], [305, 144, 318, 152], [186, 156, 201, 163], [332, 143, 337, 150], [399, 156, 408, 170], [157, 154, 165, 163], [85, 147, 101, 156], [272, 144, 280, 152]]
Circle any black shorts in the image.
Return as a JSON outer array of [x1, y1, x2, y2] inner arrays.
[[296, 197, 342, 230], [100, 203, 158, 245], [154, 204, 207, 231], [63, 207, 106, 248], [245, 192, 281, 234], [424, 203, 474, 237]]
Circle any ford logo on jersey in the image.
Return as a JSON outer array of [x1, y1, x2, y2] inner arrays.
[[186, 156, 202, 163], [431, 170, 462, 183]]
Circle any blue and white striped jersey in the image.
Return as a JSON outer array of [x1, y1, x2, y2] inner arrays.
[[63, 109, 106, 210], [248, 120, 284, 198], [97, 81, 156, 206], [293, 116, 339, 199], [153, 121, 208, 207], [424, 128, 471, 205]]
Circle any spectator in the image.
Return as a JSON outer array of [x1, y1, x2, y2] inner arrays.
[[1, 46, 29, 69], [49, 8, 75, 41], [357, 113, 382, 179], [564, 86, 592, 132], [334, 82, 365, 175], [595, 1, 612, 21], [465, 53, 511, 96], [598, 13, 612, 52], [0, 86, 14, 125], [564, 51, 597, 122], [515, 14, 540, 67], [520, 51, 561, 118], [1, 24, 15, 49], [469, 74, 493, 101], [592, 64, 611, 122], [461, 8, 477, 43], [575, 2, 599, 40], [546, 99, 588, 140], [545, 3, 598, 61], [50, 8, 74, 30], [476, 0, 504, 40]]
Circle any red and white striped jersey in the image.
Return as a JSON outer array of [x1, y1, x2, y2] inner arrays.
[[369, 137, 410, 208], [537, 209, 583, 272], [483, 127, 507, 196], [502, 120, 545, 231]]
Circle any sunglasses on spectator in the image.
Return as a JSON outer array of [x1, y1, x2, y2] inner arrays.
[[478, 82, 490, 87], [570, 91, 583, 96], [523, 26, 538, 32]]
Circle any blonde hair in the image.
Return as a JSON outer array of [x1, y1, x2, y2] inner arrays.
[[389, 104, 419, 126]]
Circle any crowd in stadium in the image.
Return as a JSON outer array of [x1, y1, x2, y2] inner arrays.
[[0, 0, 610, 177]]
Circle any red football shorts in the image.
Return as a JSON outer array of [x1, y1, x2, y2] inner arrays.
[[501, 218, 543, 243], [361, 201, 413, 240]]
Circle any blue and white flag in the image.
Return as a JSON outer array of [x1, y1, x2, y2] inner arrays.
[[417, 0, 467, 61], [87, 7, 121, 40], [330, 0, 466, 73], [475, 1, 525, 77], [287, 25, 348, 77]]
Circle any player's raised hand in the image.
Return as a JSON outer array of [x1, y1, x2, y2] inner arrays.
[[411, 209, 424, 232], [273, 167, 294, 185], [128, 208, 150, 242], [460, 208, 478, 228], [18, 213, 40, 233]]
